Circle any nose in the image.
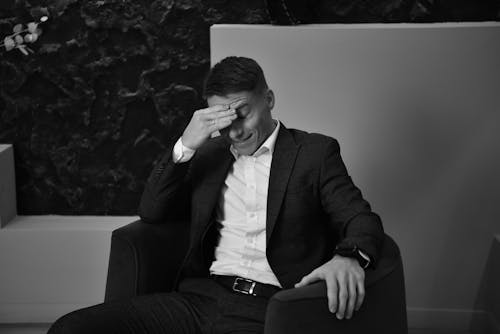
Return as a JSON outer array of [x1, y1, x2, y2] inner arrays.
[[229, 120, 244, 140]]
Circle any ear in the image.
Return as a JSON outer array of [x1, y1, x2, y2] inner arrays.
[[265, 89, 275, 110]]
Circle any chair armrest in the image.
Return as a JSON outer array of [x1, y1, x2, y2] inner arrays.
[[104, 219, 190, 302], [264, 234, 408, 334]]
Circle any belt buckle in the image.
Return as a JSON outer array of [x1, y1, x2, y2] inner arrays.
[[232, 277, 257, 296]]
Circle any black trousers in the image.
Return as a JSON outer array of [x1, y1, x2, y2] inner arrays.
[[47, 276, 270, 334]]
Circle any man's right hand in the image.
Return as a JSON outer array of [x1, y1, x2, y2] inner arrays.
[[181, 104, 237, 150]]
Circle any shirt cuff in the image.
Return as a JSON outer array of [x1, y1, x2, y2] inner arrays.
[[172, 137, 196, 163], [357, 249, 371, 269]]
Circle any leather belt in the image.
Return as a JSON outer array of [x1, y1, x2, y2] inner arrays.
[[211, 274, 282, 298]]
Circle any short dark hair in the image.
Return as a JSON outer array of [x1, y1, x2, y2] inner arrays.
[[203, 56, 268, 98]]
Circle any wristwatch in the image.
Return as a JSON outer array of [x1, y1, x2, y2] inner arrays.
[[334, 245, 370, 269]]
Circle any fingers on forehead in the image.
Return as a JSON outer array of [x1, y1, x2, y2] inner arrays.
[[229, 97, 247, 109], [203, 104, 229, 113], [203, 109, 235, 120], [203, 97, 246, 113]]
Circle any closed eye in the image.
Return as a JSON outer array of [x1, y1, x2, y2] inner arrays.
[[236, 105, 250, 118]]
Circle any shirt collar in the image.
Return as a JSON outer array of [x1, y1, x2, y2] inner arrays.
[[230, 119, 280, 160]]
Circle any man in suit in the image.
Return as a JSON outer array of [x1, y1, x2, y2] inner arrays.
[[48, 56, 384, 334]]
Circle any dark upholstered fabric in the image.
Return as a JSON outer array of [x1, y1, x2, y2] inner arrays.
[[264, 234, 408, 333], [105, 220, 408, 333], [105, 219, 189, 301]]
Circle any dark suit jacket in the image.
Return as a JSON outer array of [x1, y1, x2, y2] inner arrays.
[[138, 124, 384, 290]]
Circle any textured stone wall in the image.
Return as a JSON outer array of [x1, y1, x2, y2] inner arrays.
[[0, 0, 498, 215]]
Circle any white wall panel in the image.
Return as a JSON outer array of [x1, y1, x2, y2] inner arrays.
[[210, 23, 500, 312]]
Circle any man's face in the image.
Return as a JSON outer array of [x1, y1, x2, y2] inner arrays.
[[207, 89, 275, 156]]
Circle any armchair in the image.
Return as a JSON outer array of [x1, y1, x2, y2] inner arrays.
[[105, 219, 408, 333]]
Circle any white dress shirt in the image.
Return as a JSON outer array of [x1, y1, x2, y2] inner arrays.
[[209, 120, 281, 287], [173, 120, 282, 287]]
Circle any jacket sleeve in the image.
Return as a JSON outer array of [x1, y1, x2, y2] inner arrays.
[[138, 142, 193, 224], [319, 138, 384, 268]]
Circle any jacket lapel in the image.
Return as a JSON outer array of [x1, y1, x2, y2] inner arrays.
[[266, 125, 300, 244]]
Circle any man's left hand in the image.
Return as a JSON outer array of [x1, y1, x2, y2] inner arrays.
[[294, 255, 365, 320]]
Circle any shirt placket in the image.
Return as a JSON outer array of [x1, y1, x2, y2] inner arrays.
[[240, 156, 258, 275]]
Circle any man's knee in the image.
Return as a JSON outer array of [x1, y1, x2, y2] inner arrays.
[[48, 311, 85, 334], [47, 306, 107, 334]]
